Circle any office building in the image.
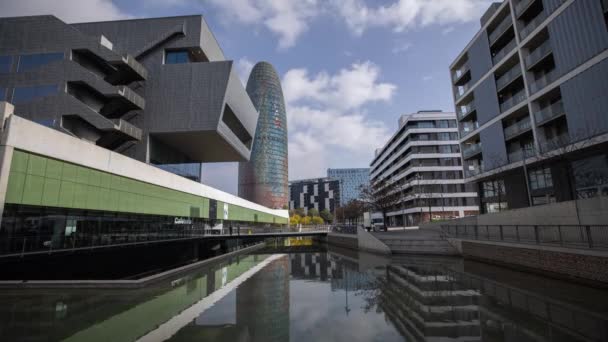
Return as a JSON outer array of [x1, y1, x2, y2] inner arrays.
[[370, 111, 479, 227], [327, 168, 369, 206], [451, 0, 608, 213], [0, 15, 258, 182], [0, 15, 288, 254], [238, 62, 288, 209], [288, 178, 341, 214]]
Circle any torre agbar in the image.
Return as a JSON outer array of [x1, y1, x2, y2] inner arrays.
[[238, 62, 288, 209]]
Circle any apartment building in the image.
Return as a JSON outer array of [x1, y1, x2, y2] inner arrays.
[[370, 111, 478, 227], [451, 0, 608, 213]]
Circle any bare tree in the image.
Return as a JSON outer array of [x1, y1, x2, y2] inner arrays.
[[360, 180, 403, 229]]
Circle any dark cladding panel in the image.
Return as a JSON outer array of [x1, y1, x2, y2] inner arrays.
[[542, 0, 567, 13], [561, 58, 608, 140], [480, 121, 507, 169], [548, 0, 608, 75], [468, 32, 493, 83], [474, 77, 500, 125]]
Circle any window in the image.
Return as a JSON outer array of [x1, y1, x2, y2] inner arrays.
[[532, 195, 555, 206], [12, 85, 59, 103], [483, 179, 506, 198], [529, 167, 553, 190], [17, 53, 64, 72], [165, 50, 191, 64], [0, 87, 5, 101], [0, 56, 11, 73]]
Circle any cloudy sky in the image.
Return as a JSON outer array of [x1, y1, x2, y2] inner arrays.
[[0, 0, 492, 194]]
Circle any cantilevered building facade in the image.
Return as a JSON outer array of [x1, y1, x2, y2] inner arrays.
[[370, 111, 479, 227], [451, 0, 608, 213], [238, 62, 288, 209]]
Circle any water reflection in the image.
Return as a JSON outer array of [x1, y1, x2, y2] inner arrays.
[[0, 240, 607, 342]]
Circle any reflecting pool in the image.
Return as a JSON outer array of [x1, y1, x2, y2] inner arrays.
[[1, 240, 607, 341]]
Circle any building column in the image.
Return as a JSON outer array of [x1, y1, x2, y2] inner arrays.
[[0, 102, 15, 225]]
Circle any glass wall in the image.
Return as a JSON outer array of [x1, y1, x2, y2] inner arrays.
[[149, 136, 201, 182], [165, 50, 191, 64], [12, 85, 58, 103], [17, 53, 64, 72], [0, 56, 11, 73]]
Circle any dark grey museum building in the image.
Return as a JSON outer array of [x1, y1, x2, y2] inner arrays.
[[289, 178, 341, 214], [451, 0, 608, 213], [0, 15, 258, 182]]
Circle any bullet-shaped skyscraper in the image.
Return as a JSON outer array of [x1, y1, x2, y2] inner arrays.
[[239, 62, 288, 209]]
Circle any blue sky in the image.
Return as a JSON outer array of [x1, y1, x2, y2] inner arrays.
[[1, 0, 493, 194]]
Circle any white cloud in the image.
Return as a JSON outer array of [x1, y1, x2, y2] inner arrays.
[[282, 62, 395, 179], [236, 57, 255, 86], [0, 0, 130, 23], [207, 0, 319, 49], [442, 26, 455, 35], [331, 0, 492, 35], [392, 41, 412, 54]]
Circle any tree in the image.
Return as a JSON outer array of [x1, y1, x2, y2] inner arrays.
[[311, 216, 324, 225], [341, 200, 365, 225], [290, 214, 301, 225], [308, 208, 319, 217], [360, 180, 403, 228], [294, 208, 306, 217], [320, 209, 333, 223], [301, 216, 312, 225]]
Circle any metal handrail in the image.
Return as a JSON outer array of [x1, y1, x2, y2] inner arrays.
[[489, 15, 513, 43], [452, 62, 470, 82], [458, 102, 476, 118], [462, 143, 482, 159], [507, 148, 535, 163], [520, 10, 548, 40], [534, 100, 565, 125], [529, 69, 559, 94], [460, 121, 479, 135], [540, 134, 570, 152], [455, 83, 470, 99], [496, 64, 523, 91], [504, 117, 531, 139], [515, 0, 536, 17], [442, 224, 608, 250], [500, 89, 527, 113], [525, 40, 552, 68], [492, 39, 517, 65]]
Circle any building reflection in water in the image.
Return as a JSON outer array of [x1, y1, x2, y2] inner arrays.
[[0, 242, 607, 342]]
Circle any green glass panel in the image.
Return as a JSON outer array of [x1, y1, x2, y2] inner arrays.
[[62, 163, 78, 181], [75, 167, 90, 184], [5, 171, 26, 203], [86, 185, 101, 210], [22, 174, 45, 205], [27, 154, 47, 176], [58, 181, 75, 207], [89, 170, 101, 187], [73, 183, 88, 208], [10, 150, 29, 173], [99, 173, 111, 189], [45, 159, 63, 179], [41, 178, 61, 207]]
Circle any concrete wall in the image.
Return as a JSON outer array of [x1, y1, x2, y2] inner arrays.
[[356, 227, 391, 255], [461, 240, 608, 285], [423, 196, 608, 227]]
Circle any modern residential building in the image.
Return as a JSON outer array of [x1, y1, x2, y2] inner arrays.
[[0, 15, 288, 256], [327, 168, 369, 206], [451, 0, 608, 213], [0, 15, 258, 182], [369, 111, 479, 227], [238, 62, 288, 210], [288, 178, 341, 214]]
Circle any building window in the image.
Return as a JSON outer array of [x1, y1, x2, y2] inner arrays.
[[532, 195, 555, 206], [0, 87, 5, 101], [529, 167, 553, 190], [0, 56, 11, 73], [12, 85, 58, 103], [17, 53, 64, 72], [165, 50, 191, 64], [482, 179, 506, 198]]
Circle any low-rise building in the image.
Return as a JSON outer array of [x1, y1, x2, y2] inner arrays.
[[288, 178, 341, 214]]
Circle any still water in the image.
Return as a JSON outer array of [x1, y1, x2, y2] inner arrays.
[[1, 240, 607, 341]]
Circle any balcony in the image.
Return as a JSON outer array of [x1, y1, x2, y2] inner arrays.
[[529, 69, 558, 94], [460, 121, 480, 136], [452, 62, 470, 84], [520, 10, 548, 40], [492, 39, 517, 65], [496, 64, 523, 91], [500, 89, 527, 113], [465, 163, 484, 177], [454, 83, 470, 100], [534, 100, 565, 125], [515, 0, 537, 17], [457, 102, 477, 119], [525, 40, 552, 69], [508, 149, 535, 163], [504, 117, 532, 140], [540, 134, 570, 152], [489, 15, 514, 44], [463, 143, 482, 159]]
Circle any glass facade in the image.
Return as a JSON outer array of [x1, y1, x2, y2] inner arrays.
[[17, 53, 64, 72], [0, 87, 5, 101], [238, 62, 288, 209], [0, 55, 11, 73], [165, 50, 190, 64], [149, 136, 201, 182], [327, 168, 369, 205], [12, 85, 58, 103]]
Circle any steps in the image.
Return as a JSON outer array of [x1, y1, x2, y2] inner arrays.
[[374, 229, 460, 256]]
